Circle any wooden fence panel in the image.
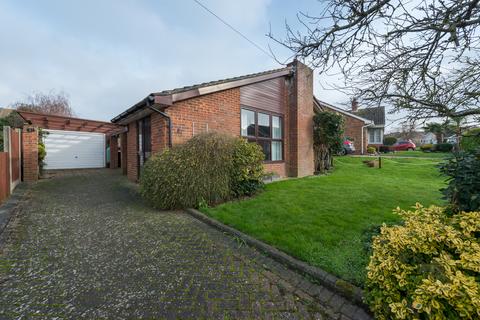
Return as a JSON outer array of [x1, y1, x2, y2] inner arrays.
[[10, 129, 20, 185], [0, 152, 10, 204]]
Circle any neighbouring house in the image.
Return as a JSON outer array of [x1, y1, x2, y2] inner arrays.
[[314, 98, 373, 154], [350, 100, 386, 148], [110, 60, 315, 182], [419, 132, 437, 145]]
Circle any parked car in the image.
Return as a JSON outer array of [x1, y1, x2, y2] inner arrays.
[[340, 140, 355, 155], [391, 140, 416, 151]]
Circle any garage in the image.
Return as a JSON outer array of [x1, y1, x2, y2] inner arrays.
[[18, 111, 122, 174], [43, 130, 106, 170]]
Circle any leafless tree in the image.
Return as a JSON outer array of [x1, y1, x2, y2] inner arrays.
[[11, 91, 75, 117], [270, 0, 480, 121]]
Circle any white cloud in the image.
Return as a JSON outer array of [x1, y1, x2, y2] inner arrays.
[[0, 0, 277, 121]]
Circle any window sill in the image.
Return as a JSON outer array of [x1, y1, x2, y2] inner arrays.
[[263, 160, 285, 164]]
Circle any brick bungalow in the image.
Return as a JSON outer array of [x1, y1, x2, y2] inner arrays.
[[314, 98, 373, 155], [111, 60, 315, 182]]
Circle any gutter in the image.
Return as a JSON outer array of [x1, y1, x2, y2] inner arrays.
[[146, 95, 173, 148]]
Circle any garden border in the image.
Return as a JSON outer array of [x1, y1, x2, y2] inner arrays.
[[185, 208, 367, 309]]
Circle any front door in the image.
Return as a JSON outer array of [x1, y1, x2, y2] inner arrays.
[[137, 116, 152, 175]]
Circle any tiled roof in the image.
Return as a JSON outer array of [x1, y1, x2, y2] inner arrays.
[[152, 67, 291, 96], [353, 107, 385, 126], [314, 97, 373, 124]]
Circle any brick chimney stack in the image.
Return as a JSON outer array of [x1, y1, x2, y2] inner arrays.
[[351, 98, 359, 112]]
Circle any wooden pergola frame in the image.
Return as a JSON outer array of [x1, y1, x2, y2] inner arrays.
[[18, 111, 122, 135]]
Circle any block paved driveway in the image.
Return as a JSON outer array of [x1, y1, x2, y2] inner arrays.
[[0, 170, 369, 319]]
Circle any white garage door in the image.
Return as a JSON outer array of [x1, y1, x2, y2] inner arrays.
[[43, 129, 106, 170]]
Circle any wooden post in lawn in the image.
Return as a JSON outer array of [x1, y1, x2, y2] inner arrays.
[[379, 156, 382, 169]]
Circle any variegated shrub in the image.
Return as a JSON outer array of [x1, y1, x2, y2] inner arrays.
[[366, 204, 480, 319]]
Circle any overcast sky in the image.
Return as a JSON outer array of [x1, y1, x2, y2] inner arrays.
[[0, 0, 353, 122]]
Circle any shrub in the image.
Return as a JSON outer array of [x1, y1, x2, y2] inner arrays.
[[435, 143, 453, 152], [366, 204, 480, 320], [367, 146, 376, 154], [460, 128, 480, 152], [420, 144, 433, 152], [139, 132, 264, 209], [439, 150, 480, 212], [383, 136, 397, 146], [38, 143, 46, 162], [230, 138, 265, 197]]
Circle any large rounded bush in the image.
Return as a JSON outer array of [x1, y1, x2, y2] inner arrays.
[[366, 204, 480, 320], [139, 132, 264, 209]]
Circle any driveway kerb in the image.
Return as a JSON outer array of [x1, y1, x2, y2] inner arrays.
[[185, 208, 370, 313]]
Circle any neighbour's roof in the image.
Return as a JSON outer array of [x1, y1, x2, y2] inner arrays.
[[111, 66, 293, 123], [18, 111, 122, 134], [314, 97, 373, 124], [353, 106, 385, 126]]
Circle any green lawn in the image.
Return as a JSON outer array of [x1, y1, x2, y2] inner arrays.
[[202, 157, 446, 287], [385, 150, 451, 159]]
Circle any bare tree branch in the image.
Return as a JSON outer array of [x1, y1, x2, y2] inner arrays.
[[270, 0, 480, 121]]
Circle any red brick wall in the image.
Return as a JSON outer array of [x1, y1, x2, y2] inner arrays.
[[166, 88, 241, 145], [264, 163, 287, 177], [121, 132, 127, 175], [109, 135, 118, 169], [126, 122, 138, 182], [22, 125, 38, 182], [151, 112, 168, 154], [344, 116, 368, 154]]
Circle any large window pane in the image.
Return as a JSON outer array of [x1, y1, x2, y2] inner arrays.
[[369, 129, 375, 143], [258, 113, 270, 138], [241, 109, 255, 136], [257, 140, 271, 161], [272, 116, 282, 139], [374, 129, 381, 143], [272, 141, 282, 161]]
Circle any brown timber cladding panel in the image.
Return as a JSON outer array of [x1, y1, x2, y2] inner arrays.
[[240, 78, 286, 114]]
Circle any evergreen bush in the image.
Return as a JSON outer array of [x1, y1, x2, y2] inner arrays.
[[140, 132, 264, 209]]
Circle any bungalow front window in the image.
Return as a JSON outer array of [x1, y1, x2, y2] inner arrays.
[[368, 128, 383, 144], [241, 108, 283, 161]]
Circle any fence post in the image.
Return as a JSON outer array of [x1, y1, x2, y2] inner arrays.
[[379, 156, 382, 169]]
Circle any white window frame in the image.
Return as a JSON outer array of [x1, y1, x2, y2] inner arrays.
[[368, 128, 383, 144]]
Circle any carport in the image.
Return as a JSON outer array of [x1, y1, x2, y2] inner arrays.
[[18, 111, 123, 180]]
